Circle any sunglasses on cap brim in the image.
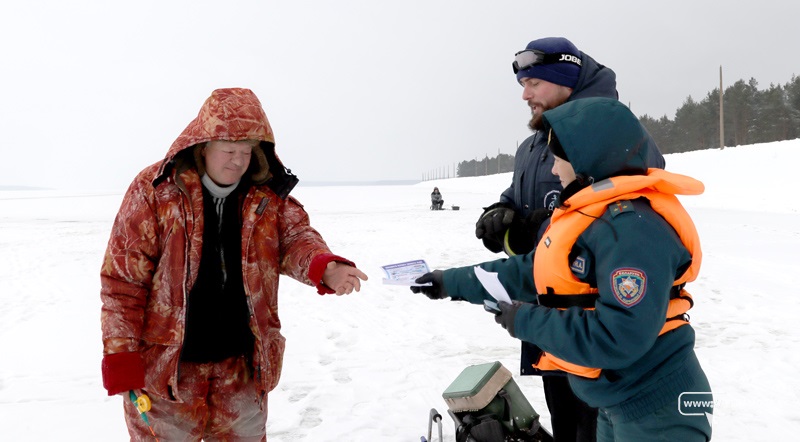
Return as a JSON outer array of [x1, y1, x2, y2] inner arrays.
[[512, 50, 582, 74]]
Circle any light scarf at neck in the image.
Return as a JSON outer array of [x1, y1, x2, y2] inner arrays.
[[200, 174, 240, 286], [201, 174, 240, 199]]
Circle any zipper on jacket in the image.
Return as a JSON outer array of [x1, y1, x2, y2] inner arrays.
[[175, 178, 193, 388], [242, 190, 269, 399]]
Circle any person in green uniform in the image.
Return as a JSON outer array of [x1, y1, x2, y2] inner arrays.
[[413, 97, 713, 441]]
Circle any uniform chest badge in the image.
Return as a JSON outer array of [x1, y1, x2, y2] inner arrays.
[[611, 268, 647, 308], [570, 256, 586, 275], [544, 190, 560, 211]]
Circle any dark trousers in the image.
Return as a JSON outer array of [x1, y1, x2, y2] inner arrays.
[[543, 375, 598, 442]]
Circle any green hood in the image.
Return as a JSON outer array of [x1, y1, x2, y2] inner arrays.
[[542, 98, 648, 183]]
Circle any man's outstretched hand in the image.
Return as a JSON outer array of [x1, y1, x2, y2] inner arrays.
[[322, 261, 369, 295]]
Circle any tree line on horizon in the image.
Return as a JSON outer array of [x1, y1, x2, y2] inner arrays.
[[453, 74, 800, 178]]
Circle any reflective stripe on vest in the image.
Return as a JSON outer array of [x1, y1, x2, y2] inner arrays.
[[532, 172, 703, 379]]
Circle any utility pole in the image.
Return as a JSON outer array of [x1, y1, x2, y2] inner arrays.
[[719, 65, 725, 149]]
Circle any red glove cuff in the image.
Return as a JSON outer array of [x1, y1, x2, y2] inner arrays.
[[309, 253, 356, 295], [101, 351, 145, 396]]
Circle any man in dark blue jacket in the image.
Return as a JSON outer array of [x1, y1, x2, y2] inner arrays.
[[472, 37, 666, 441]]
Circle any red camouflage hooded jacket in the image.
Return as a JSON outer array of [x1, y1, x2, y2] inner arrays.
[[100, 88, 344, 402]]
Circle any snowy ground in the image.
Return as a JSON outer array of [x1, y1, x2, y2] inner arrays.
[[0, 140, 798, 440]]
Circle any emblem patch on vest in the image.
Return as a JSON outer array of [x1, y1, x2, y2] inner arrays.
[[611, 268, 646, 308]]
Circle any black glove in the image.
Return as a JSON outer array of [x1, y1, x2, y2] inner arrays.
[[410, 271, 448, 300], [503, 208, 552, 256], [494, 301, 523, 338], [475, 203, 517, 253]]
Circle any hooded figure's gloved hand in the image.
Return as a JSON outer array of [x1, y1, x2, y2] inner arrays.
[[475, 203, 517, 253], [494, 301, 524, 338], [410, 271, 447, 300]]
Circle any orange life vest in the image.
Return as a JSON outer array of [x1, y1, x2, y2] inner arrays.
[[531, 170, 703, 379]]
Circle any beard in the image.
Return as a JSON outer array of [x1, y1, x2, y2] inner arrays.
[[527, 109, 545, 132], [526, 93, 570, 131], [526, 99, 553, 132]]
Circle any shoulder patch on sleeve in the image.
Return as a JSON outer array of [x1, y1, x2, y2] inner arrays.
[[610, 268, 647, 308], [608, 200, 635, 218]]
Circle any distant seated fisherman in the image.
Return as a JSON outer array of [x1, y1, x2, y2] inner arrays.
[[431, 187, 444, 210]]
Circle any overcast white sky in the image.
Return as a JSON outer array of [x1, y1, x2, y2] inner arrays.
[[2, 0, 798, 190]]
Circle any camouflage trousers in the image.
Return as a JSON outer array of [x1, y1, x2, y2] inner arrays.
[[124, 355, 268, 441]]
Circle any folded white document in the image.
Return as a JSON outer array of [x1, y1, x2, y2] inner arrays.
[[473, 266, 512, 304]]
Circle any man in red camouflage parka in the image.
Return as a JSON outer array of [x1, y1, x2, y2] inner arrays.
[[100, 87, 368, 440]]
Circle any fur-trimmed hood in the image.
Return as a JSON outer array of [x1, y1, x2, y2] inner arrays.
[[155, 88, 297, 198]]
